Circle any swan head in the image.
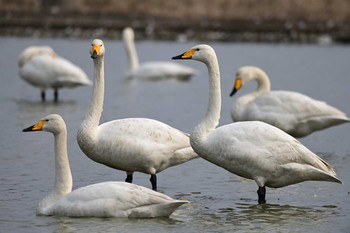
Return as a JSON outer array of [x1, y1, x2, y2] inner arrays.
[[22, 114, 66, 135], [122, 27, 134, 42], [230, 66, 268, 96], [90, 39, 105, 59], [172, 44, 216, 64], [18, 46, 56, 67]]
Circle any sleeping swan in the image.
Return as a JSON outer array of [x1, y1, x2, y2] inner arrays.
[[172, 44, 342, 204], [77, 39, 198, 191], [230, 66, 350, 137], [123, 27, 196, 81], [18, 46, 92, 102], [22, 114, 188, 217]]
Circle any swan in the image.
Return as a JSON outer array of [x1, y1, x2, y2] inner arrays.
[[18, 46, 92, 102], [123, 27, 196, 81], [172, 44, 342, 204], [229, 66, 350, 137], [22, 114, 188, 217], [77, 39, 198, 191]]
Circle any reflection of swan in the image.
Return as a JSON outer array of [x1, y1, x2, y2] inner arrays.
[[77, 39, 198, 191], [18, 46, 92, 102], [229, 66, 350, 137], [23, 114, 188, 217], [172, 44, 342, 204], [123, 27, 196, 81]]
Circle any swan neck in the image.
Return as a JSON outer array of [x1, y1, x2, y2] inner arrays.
[[124, 35, 139, 71], [254, 70, 271, 94], [192, 54, 221, 142]]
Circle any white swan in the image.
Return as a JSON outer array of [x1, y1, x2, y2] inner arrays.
[[18, 46, 92, 102], [123, 27, 196, 81], [172, 44, 342, 204], [229, 66, 350, 137], [77, 39, 198, 191], [22, 114, 188, 217]]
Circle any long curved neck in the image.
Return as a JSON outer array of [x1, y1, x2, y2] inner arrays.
[[192, 53, 221, 145], [253, 69, 271, 95], [124, 35, 139, 71]]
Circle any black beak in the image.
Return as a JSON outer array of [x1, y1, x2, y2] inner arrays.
[[91, 50, 98, 59], [22, 125, 35, 132], [229, 87, 238, 97], [172, 53, 188, 60]]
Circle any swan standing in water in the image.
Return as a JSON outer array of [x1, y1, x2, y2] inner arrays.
[[172, 44, 342, 204], [229, 66, 350, 137], [77, 39, 198, 191], [22, 114, 188, 217], [18, 46, 92, 102], [123, 27, 196, 81]]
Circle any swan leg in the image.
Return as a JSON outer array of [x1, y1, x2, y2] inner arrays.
[[54, 88, 58, 102], [125, 172, 133, 183], [257, 186, 266, 204], [150, 174, 157, 191], [41, 90, 45, 102]]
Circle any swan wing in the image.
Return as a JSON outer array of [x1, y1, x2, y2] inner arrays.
[[46, 182, 188, 217]]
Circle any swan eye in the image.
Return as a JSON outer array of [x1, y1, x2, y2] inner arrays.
[[45, 119, 49, 122], [100, 44, 102, 47], [196, 48, 200, 51]]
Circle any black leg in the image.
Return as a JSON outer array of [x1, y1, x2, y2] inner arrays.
[[150, 174, 157, 191], [41, 90, 45, 102], [54, 89, 58, 102], [257, 186, 266, 204], [125, 173, 133, 183]]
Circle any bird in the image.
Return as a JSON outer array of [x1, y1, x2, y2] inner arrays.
[[172, 44, 342, 204], [18, 46, 92, 102], [229, 66, 350, 137], [77, 39, 198, 191], [122, 27, 196, 81], [22, 114, 188, 217]]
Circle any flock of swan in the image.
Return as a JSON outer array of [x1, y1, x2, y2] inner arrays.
[[21, 28, 348, 218]]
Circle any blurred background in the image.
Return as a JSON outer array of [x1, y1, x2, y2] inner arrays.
[[1, 0, 350, 43]]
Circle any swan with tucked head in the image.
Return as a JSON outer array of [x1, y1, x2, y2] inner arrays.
[[22, 114, 188, 217], [123, 27, 196, 81], [229, 66, 350, 137], [18, 46, 92, 102], [172, 44, 342, 204], [77, 39, 198, 191]]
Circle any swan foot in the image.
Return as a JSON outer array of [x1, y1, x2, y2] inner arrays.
[[150, 174, 157, 191], [41, 90, 45, 102], [257, 186, 266, 204], [125, 174, 133, 183], [54, 89, 58, 102]]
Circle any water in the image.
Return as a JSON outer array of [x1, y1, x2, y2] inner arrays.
[[0, 37, 349, 232]]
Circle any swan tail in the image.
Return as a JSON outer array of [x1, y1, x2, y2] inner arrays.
[[173, 147, 199, 163], [128, 200, 189, 218]]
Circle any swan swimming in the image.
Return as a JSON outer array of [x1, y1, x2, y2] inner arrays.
[[18, 46, 92, 102], [172, 44, 342, 204], [123, 27, 196, 81], [229, 66, 350, 137], [77, 39, 198, 191], [22, 114, 188, 217]]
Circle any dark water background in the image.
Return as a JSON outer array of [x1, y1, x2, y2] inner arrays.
[[0, 37, 349, 232]]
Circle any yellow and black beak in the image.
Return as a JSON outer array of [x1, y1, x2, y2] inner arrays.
[[229, 77, 242, 97], [90, 44, 101, 59], [22, 120, 45, 132], [172, 49, 196, 60]]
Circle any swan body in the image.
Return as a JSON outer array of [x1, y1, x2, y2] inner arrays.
[[230, 66, 350, 137], [18, 46, 92, 101], [123, 27, 196, 81], [22, 114, 188, 217], [77, 39, 198, 190], [172, 44, 342, 204]]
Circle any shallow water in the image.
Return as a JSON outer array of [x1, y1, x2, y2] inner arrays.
[[0, 37, 349, 232]]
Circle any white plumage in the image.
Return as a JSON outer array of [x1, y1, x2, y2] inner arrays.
[[77, 39, 198, 191], [230, 66, 350, 137], [22, 114, 188, 217], [172, 44, 342, 204], [123, 27, 196, 81], [18, 46, 92, 101]]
